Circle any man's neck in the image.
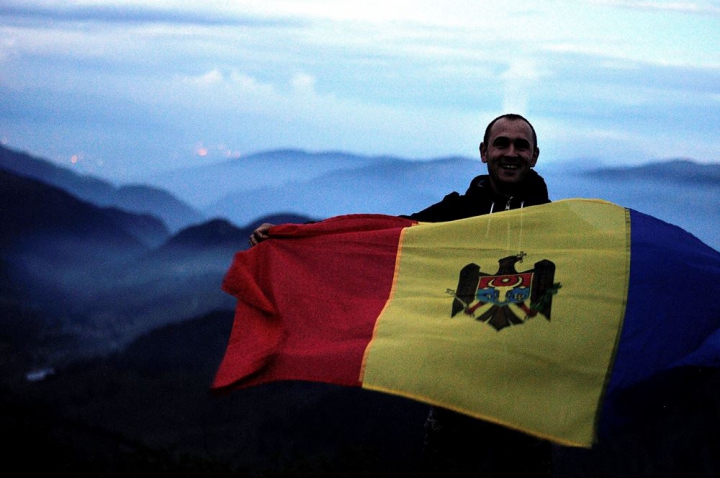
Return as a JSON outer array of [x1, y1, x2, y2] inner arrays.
[[488, 170, 537, 197], [490, 179, 522, 198]]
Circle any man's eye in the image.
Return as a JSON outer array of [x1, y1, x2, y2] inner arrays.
[[514, 140, 530, 150], [493, 138, 510, 148]]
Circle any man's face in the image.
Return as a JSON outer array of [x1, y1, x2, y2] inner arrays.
[[479, 118, 539, 191]]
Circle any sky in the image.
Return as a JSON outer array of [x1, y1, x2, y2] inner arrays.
[[1, 0, 719, 182]]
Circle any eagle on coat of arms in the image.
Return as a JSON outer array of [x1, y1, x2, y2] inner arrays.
[[448, 252, 561, 331]]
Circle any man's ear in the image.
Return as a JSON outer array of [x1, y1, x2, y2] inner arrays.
[[531, 147, 540, 167], [479, 142, 488, 164]]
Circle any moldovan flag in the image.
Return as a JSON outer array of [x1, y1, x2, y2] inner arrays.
[[211, 199, 720, 448]]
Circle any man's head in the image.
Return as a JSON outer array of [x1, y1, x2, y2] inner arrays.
[[479, 114, 539, 194]]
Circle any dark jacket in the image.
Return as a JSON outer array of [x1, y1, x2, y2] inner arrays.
[[404, 169, 550, 222]]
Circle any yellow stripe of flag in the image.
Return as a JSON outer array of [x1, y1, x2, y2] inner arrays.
[[361, 199, 630, 447]]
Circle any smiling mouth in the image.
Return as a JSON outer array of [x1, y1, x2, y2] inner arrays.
[[500, 164, 520, 170]]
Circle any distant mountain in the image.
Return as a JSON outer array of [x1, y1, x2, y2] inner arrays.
[[187, 154, 717, 252], [139, 148, 431, 209], [0, 145, 203, 232], [0, 169, 168, 363], [14, 145, 712, 252], [65, 212, 308, 361], [583, 159, 720, 186], [135, 150, 720, 251], [0, 169, 156, 259], [111, 184, 205, 233], [0, 168, 315, 364], [159, 213, 313, 253], [542, 158, 720, 251], [101, 206, 170, 248], [205, 155, 479, 223], [159, 217, 249, 252], [3, 145, 719, 364]]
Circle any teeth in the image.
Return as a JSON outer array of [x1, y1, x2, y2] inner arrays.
[[501, 164, 519, 169]]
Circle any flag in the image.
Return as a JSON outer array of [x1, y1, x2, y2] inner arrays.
[[211, 199, 720, 448]]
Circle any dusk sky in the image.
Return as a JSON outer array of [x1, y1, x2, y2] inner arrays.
[[1, 1, 719, 182]]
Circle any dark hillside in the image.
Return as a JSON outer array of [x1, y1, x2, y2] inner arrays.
[[0, 144, 115, 201], [114, 183, 205, 232], [79, 214, 315, 356], [100, 206, 170, 247], [159, 218, 251, 252], [0, 164, 317, 365], [3, 308, 719, 477], [2, 310, 429, 477], [0, 169, 149, 256], [0, 169, 155, 335], [0, 145, 203, 231]]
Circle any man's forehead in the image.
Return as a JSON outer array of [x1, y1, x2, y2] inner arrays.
[[488, 118, 533, 139]]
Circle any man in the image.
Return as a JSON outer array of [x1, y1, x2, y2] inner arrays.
[[248, 114, 553, 477], [402, 114, 552, 478], [402, 113, 548, 222]]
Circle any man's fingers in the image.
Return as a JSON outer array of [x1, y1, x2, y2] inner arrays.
[[248, 223, 275, 247]]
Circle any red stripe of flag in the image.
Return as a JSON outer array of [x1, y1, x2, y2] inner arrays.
[[212, 214, 415, 392]]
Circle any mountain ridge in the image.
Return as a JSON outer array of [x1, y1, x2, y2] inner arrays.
[[0, 166, 317, 363], [139, 148, 471, 209], [0, 144, 203, 232], [2, 146, 719, 364], [582, 158, 720, 185]]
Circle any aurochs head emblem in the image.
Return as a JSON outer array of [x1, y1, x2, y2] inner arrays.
[[447, 252, 561, 331]]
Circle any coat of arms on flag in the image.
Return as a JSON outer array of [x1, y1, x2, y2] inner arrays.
[[448, 252, 561, 331]]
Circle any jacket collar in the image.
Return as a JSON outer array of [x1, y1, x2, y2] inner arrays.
[[466, 170, 549, 204]]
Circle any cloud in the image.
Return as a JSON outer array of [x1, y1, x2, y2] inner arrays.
[[0, 3, 303, 27], [500, 58, 544, 114], [587, 0, 720, 16], [183, 69, 224, 87], [2, 0, 719, 181], [291, 73, 317, 95], [176, 70, 331, 124], [154, 66, 486, 160]]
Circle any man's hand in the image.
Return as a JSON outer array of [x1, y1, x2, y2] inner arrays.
[[249, 223, 275, 246]]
